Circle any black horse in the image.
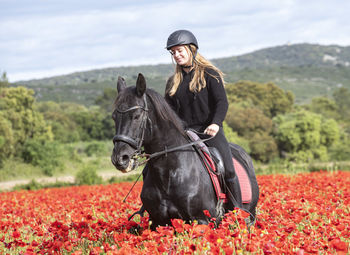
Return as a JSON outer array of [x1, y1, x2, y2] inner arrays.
[[111, 73, 259, 230]]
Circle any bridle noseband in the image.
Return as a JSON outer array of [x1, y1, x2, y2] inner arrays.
[[113, 92, 215, 171], [112, 93, 150, 153]]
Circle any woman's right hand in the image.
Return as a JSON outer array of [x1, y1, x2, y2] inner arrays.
[[204, 124, 219, 137]]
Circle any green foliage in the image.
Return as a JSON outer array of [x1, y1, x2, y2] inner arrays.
[[75, 165, 103, 185], [223, 122, 250, 153], [303, 97, 340, 120], [273, 110, 340, 162], [0, 86, 35, 111], [21, 139, 63, 176], [0, 87, 53, 165], [320, 119, 340, 146], [226, 105, 273, 137], [0, 159, 44, 182], [225, 80, 294, 118], [0, 71, 9, 88], [43, 111, 81, 143], [36, 101, 114, 142], [95, 87, 117, 112], [84, 142, 108, 157], [36, 101, 85, 142], [248, 132, 278, 163], [15, 179, 43, 191], [14, 44, 350, 106], [224, 79, 294, 163], [0, 113, 14, 166], [333, 87, 350, 122], [69, 110, 113, 141], [225, 104, 278, 162], [13, 179, 73, 191], [329, 133, 350, 161]]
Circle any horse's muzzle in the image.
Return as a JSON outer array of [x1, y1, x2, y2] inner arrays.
[[111, 145, 137, 173]]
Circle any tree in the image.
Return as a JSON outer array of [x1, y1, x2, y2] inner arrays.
[[42, 111, 81, 143], [273, 110, 340, 162], [0, 114, 14, 166], [225, 80, 294, 118], [0, 72, 9, 88], [333, 87, 350, 122], [248, 132, 278, 163], [95, 87, 117, 113], [69, 110, 112, 141], [303, 97, 340, 120], [226, 105, 273, 137], [225, 104, 278, 162], [0, 87, 53, 164], [223, 122, 250, 153]]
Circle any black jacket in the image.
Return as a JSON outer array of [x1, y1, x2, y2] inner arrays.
[[165, 68, 228, 131]]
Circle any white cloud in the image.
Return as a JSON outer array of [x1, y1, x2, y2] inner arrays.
[[1, 0, 350, 82]]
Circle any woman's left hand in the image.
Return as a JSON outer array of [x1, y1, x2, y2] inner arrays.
[[204, 124, 219, 136]]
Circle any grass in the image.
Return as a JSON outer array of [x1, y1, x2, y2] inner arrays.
[[1, 139, 349, 192], [254, 160, 350, 175], [11, 171, 143, 191], [0, 140, 115, 182], [0, 160, 44, 182], [0, 140, 144, 192]]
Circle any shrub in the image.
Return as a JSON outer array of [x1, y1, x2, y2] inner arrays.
[[75, 165, 103, 185], [85, 142, 106, 157], [223, 122, 250, 153], [328, 137, 350, 161], [21, 139, 63, 176]]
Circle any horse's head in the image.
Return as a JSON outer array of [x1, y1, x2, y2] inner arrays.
[[111, 73, 148, 172]]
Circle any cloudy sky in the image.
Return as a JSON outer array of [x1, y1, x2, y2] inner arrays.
[[1, 0, 350, 82]]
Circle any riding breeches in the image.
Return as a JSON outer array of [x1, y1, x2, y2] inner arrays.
[[204, 128, 236, 179]]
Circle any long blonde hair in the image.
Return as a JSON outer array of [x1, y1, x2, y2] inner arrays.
[[167, 45, 225, 96]]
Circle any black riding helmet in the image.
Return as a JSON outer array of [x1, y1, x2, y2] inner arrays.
[[166, 30, 199, 50]]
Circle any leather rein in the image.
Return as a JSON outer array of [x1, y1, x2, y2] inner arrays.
[[112, 93, 213, 168]]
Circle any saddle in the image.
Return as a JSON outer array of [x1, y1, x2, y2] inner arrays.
[[186, 130, 252, 204]]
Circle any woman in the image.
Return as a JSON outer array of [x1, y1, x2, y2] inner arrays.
[[164, 29, 242, 209]]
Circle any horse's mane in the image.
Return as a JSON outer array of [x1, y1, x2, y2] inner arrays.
[[145, 88, 186, 136], [113, 87, 185, 136]]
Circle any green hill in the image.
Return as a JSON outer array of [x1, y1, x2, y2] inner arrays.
[[14, 43, 350, 105]]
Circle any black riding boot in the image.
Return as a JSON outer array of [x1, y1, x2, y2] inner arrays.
[[226, 176, 243, 209]]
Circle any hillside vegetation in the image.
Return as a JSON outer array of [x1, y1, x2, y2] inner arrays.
[[14, 43, 350, 105], [1, 43, 349, 184]]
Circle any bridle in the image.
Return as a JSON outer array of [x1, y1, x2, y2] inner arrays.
[[112, 92, 214, 169], [112, 93, 150, 158]]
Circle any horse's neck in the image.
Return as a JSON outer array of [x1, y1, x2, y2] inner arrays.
[[144, 123, 187, 154]]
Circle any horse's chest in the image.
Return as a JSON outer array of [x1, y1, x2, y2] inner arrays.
[[141, 184, 188, 220]]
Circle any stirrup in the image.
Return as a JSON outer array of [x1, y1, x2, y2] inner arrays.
[[128, 205, 145, 221]]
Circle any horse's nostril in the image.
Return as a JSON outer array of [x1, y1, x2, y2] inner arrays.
[[117, 154, 130, 166], [122, 155, 129, 162]]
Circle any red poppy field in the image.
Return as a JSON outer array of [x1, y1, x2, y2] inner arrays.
[[1, 170, 349, 254]]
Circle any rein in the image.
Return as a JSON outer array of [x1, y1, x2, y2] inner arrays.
[[137, 134, 214, 164], [114, 92, 216, 202], [122, 134, 214, 203]]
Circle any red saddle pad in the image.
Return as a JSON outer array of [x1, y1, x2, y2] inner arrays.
[[233, 157, 252, 204]]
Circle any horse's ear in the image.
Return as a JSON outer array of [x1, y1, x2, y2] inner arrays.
[[117, 76, 127, 92], [136, 73, 146, 97]]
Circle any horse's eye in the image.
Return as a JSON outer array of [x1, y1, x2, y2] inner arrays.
[[134, 112, 142, 120], [112, 112, 117, 120], [118, 105, 126, 111]]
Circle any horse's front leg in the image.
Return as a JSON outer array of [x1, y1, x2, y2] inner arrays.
[[146, 201, 173, 230]]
